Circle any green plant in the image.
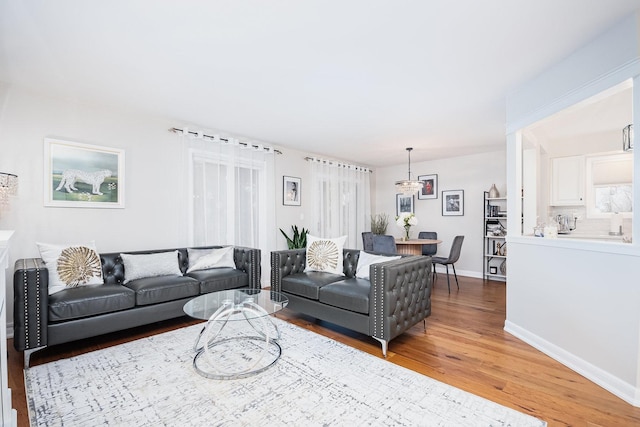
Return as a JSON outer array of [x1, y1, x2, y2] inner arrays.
[[370, 213, 389, 235], [279, 225, 309, 249]]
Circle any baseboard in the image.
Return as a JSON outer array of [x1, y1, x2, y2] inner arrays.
[[431, 266, 482, 280], [6, 321, 13, 339], [504, 320, 640, 407]]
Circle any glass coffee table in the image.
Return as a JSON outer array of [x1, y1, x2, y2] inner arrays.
[[183, 288, 288, 380]]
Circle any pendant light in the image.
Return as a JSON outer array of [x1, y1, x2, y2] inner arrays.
[[0, 172, 18, 206], [395, 147, 423, 195]]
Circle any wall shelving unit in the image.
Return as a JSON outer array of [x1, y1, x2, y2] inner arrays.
[[483, 192, 507, 281]]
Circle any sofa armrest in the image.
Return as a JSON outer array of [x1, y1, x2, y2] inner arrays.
[[13, 258, 49, 351], [369, 256, 432, 342], [233, 246, 261, 289], [270, 249, 307, 292]]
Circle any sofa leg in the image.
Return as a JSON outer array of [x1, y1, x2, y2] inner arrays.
[[372, 337, 388, 358], [24, 346, 46, 369]]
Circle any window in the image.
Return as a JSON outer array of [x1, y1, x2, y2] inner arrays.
[[308, 159, 371, 249], [586, 154, 633, 218]]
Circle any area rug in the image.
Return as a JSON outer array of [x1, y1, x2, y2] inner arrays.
[[25, 318, 546, 426]]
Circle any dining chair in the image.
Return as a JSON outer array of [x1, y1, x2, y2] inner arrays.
[[372, 235, 398, 255], [418, 231, 438, 256], [362, 232, 374, 251], [432, 235, 464, 293]]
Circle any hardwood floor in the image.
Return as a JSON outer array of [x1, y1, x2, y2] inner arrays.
[[8, 276, 640, 426]]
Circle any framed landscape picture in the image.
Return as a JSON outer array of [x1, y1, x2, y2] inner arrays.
[[396, 193, 415, 216], [44, 138, 125, 208], [418, 174, 438, 200], [442, 189, 464, 216], [283, 176, 301, 206]]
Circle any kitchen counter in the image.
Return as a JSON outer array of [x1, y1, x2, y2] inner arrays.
[[557, 233, 628, 242]]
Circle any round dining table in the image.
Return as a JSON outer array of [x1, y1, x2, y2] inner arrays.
[[394, 238, 442, 255]]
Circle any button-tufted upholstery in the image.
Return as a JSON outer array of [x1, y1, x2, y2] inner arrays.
[[13, 245, 261, 367], [271, 248, 431, 357]]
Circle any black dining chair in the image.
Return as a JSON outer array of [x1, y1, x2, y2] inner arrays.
[[362, 231, 374, 251], [418, 231, 438, 256], [372, 235, 398, 255], [432, 235, 464, 293]]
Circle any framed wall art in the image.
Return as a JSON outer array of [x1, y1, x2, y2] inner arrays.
[[283, 176, 301, 206], [396, 193, 415, 216], [44, 138, 125, 208], [417, 174, 438, 200], [442, 189, 464, 216]]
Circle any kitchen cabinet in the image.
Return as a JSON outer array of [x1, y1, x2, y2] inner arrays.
[[550, 155, 584, 206]]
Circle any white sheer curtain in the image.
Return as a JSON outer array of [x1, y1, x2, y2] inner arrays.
[[181, 130, 276, 287], [308, 158, 371, 249]]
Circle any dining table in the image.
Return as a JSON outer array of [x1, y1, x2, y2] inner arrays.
[[394, 238, 442, 256]]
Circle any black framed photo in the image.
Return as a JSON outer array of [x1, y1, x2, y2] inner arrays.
[[396, 193, 415, 216], [417, 174, 437, 200], [442, 189, 464, 216], [283, 176, 301, 206]]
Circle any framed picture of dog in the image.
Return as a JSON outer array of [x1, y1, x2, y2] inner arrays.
[[44, 138, 125, 208]]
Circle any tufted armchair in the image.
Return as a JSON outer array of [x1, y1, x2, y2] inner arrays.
[[271, 248, 432, 356]]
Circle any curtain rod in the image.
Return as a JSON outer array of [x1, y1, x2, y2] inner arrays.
[[305, 156, 373, 173], [170, 127, 282, 154]]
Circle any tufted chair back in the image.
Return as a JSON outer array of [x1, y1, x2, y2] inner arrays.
[[100, 246, 232, 285], [372, 235, 397, 255]]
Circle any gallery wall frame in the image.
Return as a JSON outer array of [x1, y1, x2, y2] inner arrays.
[[44, 138, 125, 208], [283, 175, 301, 206], [396, 193, 415, 216], [442, 189, 464, 216], [417, 174, 438, 200]]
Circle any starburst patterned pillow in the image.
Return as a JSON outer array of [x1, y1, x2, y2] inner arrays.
[[304, 235, 347, 275], [37, 241, 104, 295]]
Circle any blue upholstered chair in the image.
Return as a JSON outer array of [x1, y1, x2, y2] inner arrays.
[[418, 231, 438, 256], [362, 232, 374, 251], [372, 235, 398, 255]]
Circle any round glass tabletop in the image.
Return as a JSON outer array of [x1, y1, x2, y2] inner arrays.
[[183, 288, 288, 321]]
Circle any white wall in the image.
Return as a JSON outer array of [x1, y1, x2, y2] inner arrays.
[[0, 83, 361, 331], [505, 12, 640, 405], [373, 151, 506, 278], [274, 146, 315, 247]]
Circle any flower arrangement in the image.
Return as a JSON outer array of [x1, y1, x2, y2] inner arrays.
[[396, 212, 418, 240]]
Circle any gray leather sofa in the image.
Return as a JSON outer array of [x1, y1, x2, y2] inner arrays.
[[13, 245, 261, 367], [271, 248, 432, 356]]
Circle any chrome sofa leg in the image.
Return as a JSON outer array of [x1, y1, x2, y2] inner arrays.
[[372, 337, 388, 358], [24, 346, 46, 369]]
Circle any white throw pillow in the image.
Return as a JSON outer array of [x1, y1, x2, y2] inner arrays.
[[186, 247, 236, 273], [37, 241, 104, 295], [120, 251, 182, 284], [355, 251, 401, 280], [305, 235, 347, 275]]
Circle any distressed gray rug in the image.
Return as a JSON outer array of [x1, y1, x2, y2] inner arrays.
[[25, 318, 546, 426]]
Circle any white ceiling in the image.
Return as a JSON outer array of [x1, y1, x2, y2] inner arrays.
[[1, 1, 640, 167]]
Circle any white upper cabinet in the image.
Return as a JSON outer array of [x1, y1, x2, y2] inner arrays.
[[550, 155, 584, 206]]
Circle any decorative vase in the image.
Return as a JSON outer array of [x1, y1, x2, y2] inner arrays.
[[404, 225, 411, 241], [489, 183, 500, 198]]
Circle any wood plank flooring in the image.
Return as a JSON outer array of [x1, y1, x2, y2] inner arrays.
[[8, 276, 640, 426]]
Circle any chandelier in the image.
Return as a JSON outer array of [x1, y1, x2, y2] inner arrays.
[[623, 124, 633, 152], [395, 147, 423, 195], [0, 172, 18, 206]]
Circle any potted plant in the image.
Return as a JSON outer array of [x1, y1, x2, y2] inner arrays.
[[279, 225, 309, 249], [370, 213, 389, 235]]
